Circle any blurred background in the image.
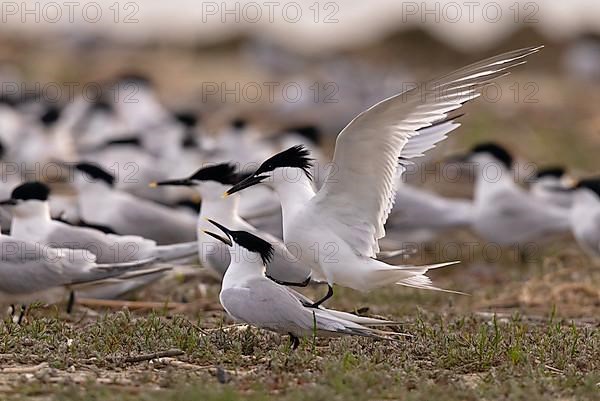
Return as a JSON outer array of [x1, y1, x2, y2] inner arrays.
[[0, 0, 598, 169], [1, 1, 600, 315]]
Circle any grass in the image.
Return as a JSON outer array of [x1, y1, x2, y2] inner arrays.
[[1, 238, 599, 400], [1, 285, 599, 400]]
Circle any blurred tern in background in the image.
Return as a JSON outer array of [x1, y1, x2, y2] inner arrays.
[[61, 162, 197, 244], [0, 217, 158, 309], [204, 220, 402, 349], [566, 177, 600, 258], [3, 182, 198, 264], [454, 143, 571, 246], [225, 46, 542, 306], [530, 166, 575, 209]]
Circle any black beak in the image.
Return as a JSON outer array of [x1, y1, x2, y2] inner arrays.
[[149, 178, 194, 188], [224, 174, 268, 197], [203, 231, 233, 246], [203, 219, 233, 246], [0, 199, 17, 206]]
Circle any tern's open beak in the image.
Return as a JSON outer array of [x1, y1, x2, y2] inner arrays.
[[149, 178, 194, 188], [224, 174, 268, 197], [0, 199, 17, 206], [204, 218, 234, 246], [203, 230, 233, 246]]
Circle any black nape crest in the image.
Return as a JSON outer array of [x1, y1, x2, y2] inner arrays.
[[231, 118, 247, 130], [536, 166, 566, 179], [231, 231, 274, 265], [40, 106, 61, 127], [471, 142, 513, 169], [174, 112, 198, 128], [75, 163, 116, 186], [11, 182, 51, 201], [116, 73, 152, 88], [256, 145, 314, 179], [577, 177, 600, 197], [190, 163, 239, 185]]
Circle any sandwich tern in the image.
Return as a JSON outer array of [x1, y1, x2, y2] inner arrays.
[[530, 166, 574, 209], [64, 162, 198, 244], [3, 182, 198, 264], [0, 224, 157, 308], [204, 220, 401, 349], [224, 47, 542, 306], [456, 142, 571, 246], [151, 163, 311, 284], [566, 177, 600, 258]]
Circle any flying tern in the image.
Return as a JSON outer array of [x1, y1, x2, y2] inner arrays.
[[224, 46, 543, 306]]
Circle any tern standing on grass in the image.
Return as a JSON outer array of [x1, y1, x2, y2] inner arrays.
[[225, 46, 543, 306], [203, 220, 402, 349]]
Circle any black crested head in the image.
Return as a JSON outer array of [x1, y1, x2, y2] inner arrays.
[[255, 145, 314, 179], [576, 177, 600, 197], [230, 230, 274, 265], [75, 162, 116, 187], [91, 99, 113, 113], [40, 106, 61, 127], [190, 163, 240, 185], [116, 73, 152, 88], [0, 139, 5, 160], [231, 118, 247, 130], [11, 182, 51, 201], [286, 125, 322, 145], [536, 166, 566, 180], [0, 95, 17, 107], [174, 112, 198, 128], [471, 142, 513, 169]]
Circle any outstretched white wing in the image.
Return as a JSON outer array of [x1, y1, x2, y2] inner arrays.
[[311, 46, 543, 257]]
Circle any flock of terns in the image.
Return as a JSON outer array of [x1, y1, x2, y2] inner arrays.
[[1, 45, 599, 348]]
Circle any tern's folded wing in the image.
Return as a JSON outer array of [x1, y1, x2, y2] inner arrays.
[[220, 279, 315, 332]]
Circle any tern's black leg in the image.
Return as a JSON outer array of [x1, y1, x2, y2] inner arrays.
[[308, 285, 334, 308], [266, 274, 311, 287], [66, 291, 75, 314], [288, 333, 300, 350], [17, 305, 27, 325]]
